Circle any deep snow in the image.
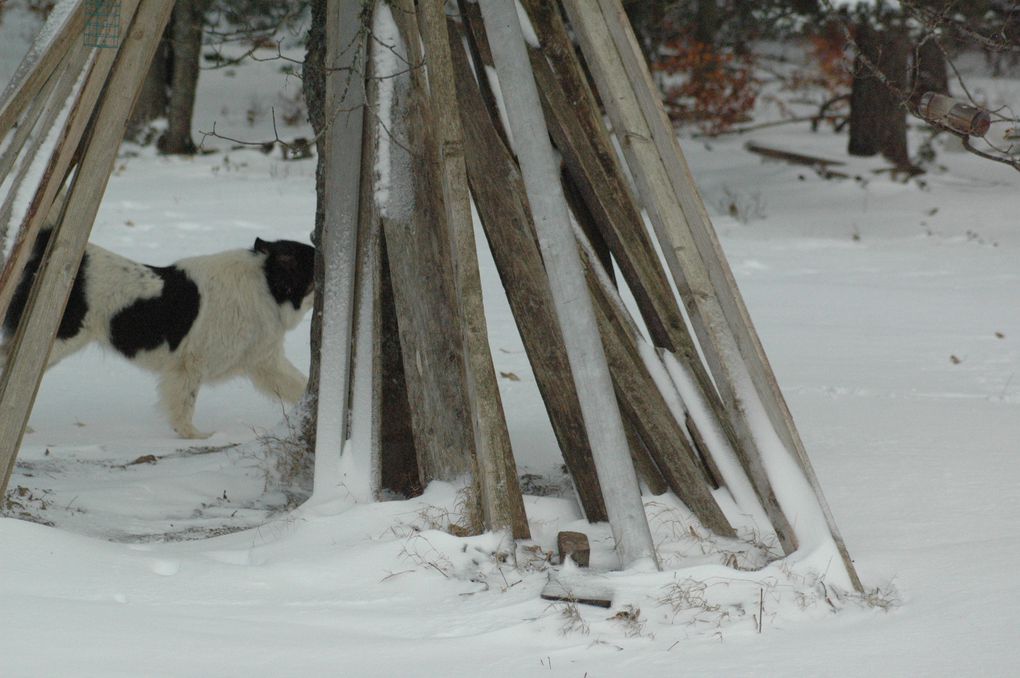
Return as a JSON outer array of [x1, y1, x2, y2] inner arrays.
[[3, 5, 1020, 677]]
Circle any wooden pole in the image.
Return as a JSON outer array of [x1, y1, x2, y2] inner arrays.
[[385, 1, 477, 505], [0, 41, 77, 186], [345, 3, 384, 502], [449, 21, 609, 522], [0, 1, 86, 143], [0, 0, 141, 347], [562, 0, 797, 556], [417, 0, 528, 539], [594, 0, 863, 590], [0, 42, 88, 236], [578, 231, 735, 538], [0, 0, 173, 497], [478, 0, 657, 569], [312, 0, 368, 498], [566, 0, 863, 590], [505, 0, 735, 493]]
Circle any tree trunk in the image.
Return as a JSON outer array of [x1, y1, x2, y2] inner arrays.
[[911, 38, 949, 106], [127, 29, 170, 142], [160, 0, 206, 155], [848, 20, 910, 167]]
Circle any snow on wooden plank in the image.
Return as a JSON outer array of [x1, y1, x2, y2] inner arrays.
[[478, 0, 657, 569], [0, 0, 172, 496]]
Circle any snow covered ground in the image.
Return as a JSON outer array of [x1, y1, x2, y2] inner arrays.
[[3, 5, 1020, 677]]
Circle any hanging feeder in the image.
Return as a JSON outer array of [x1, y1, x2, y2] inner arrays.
[[84, 0, 121, 49]]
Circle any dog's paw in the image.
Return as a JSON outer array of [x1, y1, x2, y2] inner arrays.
[[174, 424, 213, 440]]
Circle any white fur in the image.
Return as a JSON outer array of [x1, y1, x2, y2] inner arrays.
[[39, 244, 311, 439]]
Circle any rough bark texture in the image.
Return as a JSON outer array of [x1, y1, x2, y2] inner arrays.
[[300, 0, 326, 453], [386, 0, 478, 502], [127, 30, 171, 141], [848, 21, 910, 167], [160, 0, 207, 155]]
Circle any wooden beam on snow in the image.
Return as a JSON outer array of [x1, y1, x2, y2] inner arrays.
[[0, 1, 86, 143], [562, 0, 797, 556], [0, 0, 173, 497], [0, 41, 88, 236], [477, 0, 657, 569], [449, 20, 609, 523], [570, 0, 863, 590], [385, 1, 478, 514], [312, 0, 369, 497], [417, 0, 528, 539], [0, 0, 143, 353]]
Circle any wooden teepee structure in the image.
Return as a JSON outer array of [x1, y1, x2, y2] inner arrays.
[[0, 0, 863, 593], [309, 0, 863, 591]]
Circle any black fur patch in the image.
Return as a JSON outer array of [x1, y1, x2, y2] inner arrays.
[[3, 229, 90, 341], [254, 238, 315, 310], [109, 266, 200, 358]]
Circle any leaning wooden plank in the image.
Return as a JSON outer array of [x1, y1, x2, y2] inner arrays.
[[561, 0, 796, 556], [377, 232, 420, 498], [418, 0, 528, 539], [449, 19, 609, 523], [0, 0, 173, 496], [580, 236, 735, 538], [0, 41, 87, 239], [478, 0, 657, 569], [0, 0, 139, 342], [0, 0, 86, 143], [516, 0, 740, 494], [0, 38, 82, 188], [593, 0, 863, 592], [386, 1, 478, 502], [312, 0, 368, 498], [457, 1, 617, 284], [343, 0, 384, 503]]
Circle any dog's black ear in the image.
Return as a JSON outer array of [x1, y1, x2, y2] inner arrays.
[[254, 238, 271, 254]]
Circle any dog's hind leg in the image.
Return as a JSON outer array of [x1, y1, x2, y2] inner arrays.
[[159, 363, 211, 439], [248, 355, 307, 405], [45, 335, 91, 369]]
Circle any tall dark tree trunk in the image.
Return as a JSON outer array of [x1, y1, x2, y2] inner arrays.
[[693, 0, 720, 46], [848, 20, 910, 167], [160, 0, 207, 155], [127, 32, 171, 141], [911, 38, 949, 105]]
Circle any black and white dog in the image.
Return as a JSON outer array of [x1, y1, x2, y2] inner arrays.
[[2, 229, 315, 439]]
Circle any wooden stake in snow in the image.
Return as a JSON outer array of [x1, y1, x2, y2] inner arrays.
[[416, 0, 528, 539], [313, 0, 368, 498], [477, 0, 657, 569]]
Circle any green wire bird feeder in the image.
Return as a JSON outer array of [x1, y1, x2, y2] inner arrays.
[[84, 0, 121, 49]]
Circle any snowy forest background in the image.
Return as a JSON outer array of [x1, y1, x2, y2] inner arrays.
[[1, 1, 1019, 676]]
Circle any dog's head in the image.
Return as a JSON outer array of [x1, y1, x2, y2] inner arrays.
[[254, 238, 315, 313]]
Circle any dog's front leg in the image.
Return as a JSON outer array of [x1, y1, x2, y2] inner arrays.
[[249, 355, 307, 405], [159, 365, 211, 439]]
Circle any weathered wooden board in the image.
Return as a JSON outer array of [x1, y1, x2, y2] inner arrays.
[[418, 0, 529, 539], [0, 0, 173, 495], [385, 1, 478, 516], [450, 19, 609, 522], [562, 0, 797, 555], [478, 0, 657, 568], [0, 1, 86, 142]]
